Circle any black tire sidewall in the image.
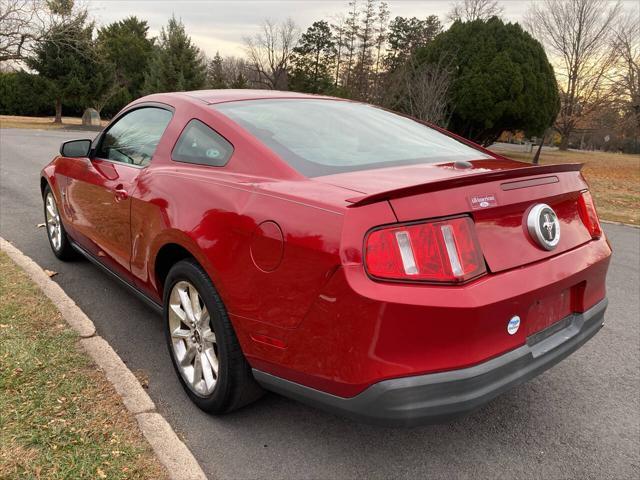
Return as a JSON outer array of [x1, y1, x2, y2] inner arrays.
[[163, 260, 233, 412]]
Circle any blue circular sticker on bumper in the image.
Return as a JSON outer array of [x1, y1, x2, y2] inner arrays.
[[508, 316, 521, 335]]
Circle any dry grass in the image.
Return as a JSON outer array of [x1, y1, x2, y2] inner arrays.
[[0, 115, 108, 130], [491, 148, 640, 225], [0, 252, 167, 480]]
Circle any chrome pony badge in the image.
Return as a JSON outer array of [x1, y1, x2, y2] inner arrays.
[[527, 204, 560, 251]]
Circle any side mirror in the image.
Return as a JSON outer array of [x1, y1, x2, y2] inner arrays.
[[60, 139, 92, 158]]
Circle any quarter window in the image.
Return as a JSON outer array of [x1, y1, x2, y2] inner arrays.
[[96, 107, 172, 167], [172, 119, 233, 167]]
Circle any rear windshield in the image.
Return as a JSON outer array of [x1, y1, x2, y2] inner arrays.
[[214, 99, 490, 177]]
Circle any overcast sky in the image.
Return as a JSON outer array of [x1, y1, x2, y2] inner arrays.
[[87, 0, 638, 58]]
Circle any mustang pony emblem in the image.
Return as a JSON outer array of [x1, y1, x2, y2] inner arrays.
[[543, 213, 555, 240], [527, 204, 560, 250]]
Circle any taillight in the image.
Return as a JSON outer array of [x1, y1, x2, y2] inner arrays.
[[577, 190, 602, 239], [364, 216, 486, 283]]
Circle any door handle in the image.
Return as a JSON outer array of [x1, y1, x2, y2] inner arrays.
[[114, 185, 128, 202]]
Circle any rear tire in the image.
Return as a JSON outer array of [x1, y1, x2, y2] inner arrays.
[[43, 184, 76, 261], [163, 259, 263, 413]]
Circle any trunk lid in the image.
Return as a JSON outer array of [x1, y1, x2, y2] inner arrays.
[[317, 159, 592, 273]]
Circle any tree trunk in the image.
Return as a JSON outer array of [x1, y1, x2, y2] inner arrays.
[[532, 131, 546, 165], [54, 98, 62, 124], [559, 135, 570, 151]]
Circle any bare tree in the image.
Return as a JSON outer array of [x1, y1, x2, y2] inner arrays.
[[0, 0, 86, 64], [610, 16, 640, 132], [526, 0, 622, 150], [243, 18, 300, 90], [447, 0, 503, 22], [221, 55, 253, 87], [384, 55, 452, 126]]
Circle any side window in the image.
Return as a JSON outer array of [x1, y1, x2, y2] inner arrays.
[[172, 119, 233, 167], [96, 107, 172, 167]]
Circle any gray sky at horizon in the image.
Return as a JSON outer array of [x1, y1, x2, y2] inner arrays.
[[87, 0, 639, 58]]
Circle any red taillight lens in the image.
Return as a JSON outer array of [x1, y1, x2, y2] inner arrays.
[[365, 216, 486, 283], [577, 190, 602, 239]]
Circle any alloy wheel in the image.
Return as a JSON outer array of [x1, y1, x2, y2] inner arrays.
[[168, 280, 219, 396], [45, 192, 62, 251]]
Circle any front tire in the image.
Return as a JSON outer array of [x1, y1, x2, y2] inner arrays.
[[163, 259, 263, 413], [43, 184, 76, 260]]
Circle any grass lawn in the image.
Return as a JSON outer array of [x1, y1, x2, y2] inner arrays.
[[0, 252, 167, 480], [491, 147, 640, 226], [0, 115, 108, 130]]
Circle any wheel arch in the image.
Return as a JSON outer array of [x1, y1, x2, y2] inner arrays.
[[40, 176, 49, 197], [154, 243, 197, 296], [151, 236, 224, 302]]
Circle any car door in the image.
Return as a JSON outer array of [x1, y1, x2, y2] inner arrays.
[[65, 106, 173, 278]]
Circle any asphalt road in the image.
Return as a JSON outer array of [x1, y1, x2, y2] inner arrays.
[[1, 128, 639, 479]]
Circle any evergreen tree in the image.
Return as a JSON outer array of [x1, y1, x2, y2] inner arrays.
[[231, 72, 248, 89], [96, 16, 154, 112], [343, 0, 360, 90], [416, 18, 560, 146], [385, 16, 442, 72], [331, 17, 346, 87], [353, 0, 377, 98], [143, 16, 206, 93], [290, 21, 336, 93], [27, 13, 102, 122], [207, 51, 227, 88], [373, 2, 390, 78]]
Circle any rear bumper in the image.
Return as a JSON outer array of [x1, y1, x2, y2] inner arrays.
[[253, 298, 607, 426]]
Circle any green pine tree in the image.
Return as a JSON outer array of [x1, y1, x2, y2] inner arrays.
[[143, 16, 206, 94], [207, 52, 227, 89], [96, 16, 154, 113], [27, 13, 104, 122], [415, 18, 560, 146], [290, 21, 336, 94]]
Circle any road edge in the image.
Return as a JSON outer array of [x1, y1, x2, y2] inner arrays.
[[0, 237, 208, 480], [601, 219, 639, 229]]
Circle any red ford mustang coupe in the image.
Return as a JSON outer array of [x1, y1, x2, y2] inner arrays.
[[41, 90, 611, 425]]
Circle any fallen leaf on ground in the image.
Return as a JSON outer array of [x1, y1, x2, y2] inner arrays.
[[133, 370, 149, 389], [37, 223, 45, 228], [44, 269, 57, 277]]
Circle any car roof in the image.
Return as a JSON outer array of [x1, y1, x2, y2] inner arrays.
[[176, 89, 336, 105]]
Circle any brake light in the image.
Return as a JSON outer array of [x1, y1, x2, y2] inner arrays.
[[365, 216, 486, 283], [577, 191, 602, 239]]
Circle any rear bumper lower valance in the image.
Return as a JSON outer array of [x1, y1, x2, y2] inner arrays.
[[253, 298, 607, 426]]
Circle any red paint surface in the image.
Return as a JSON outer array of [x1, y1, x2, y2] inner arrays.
[[42, 90, 611, 398]]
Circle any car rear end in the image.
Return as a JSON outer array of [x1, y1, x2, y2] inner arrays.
[[316, 161, 610, 424]]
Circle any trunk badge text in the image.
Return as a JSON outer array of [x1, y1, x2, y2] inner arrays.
[[527, 203, 560, 251], [469, 193, 498, 210]]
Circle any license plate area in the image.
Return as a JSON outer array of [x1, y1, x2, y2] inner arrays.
[[526, 288, 572, 337], [527, 315, 573, 346]]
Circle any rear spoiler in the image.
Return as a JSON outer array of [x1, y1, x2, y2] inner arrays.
[[346, 163, 583, 207]]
